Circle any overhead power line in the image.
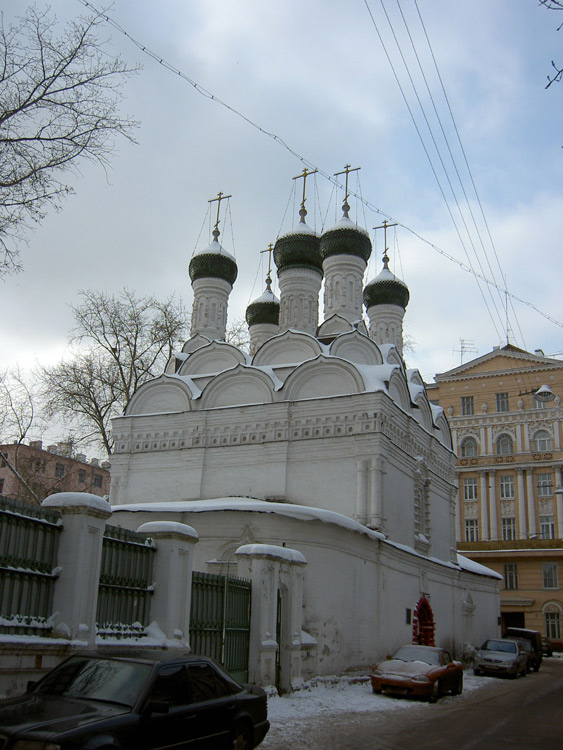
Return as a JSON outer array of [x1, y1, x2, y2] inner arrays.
[[75, 0, 563, 334]]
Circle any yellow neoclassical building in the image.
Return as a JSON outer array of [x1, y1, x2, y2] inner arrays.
[[428, 344, 563, 646]]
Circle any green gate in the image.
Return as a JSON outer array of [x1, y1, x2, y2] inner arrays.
[[190, 571, 251, 682]]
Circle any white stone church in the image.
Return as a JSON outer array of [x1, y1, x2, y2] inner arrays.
[[109, 193, 500, 689]]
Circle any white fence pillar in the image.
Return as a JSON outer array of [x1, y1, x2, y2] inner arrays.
[[235, 544, 307, 692], [42, 493, 112, 644], [137, 522, 199, 646]]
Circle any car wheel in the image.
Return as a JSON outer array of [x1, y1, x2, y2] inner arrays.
[[428, 679, 441, 703], [232, 721, 253, 750], [372, 686, 382, 694], [451, 674, 463, 696], [533, 664, 541, 672], [520, 665, 527, 677]]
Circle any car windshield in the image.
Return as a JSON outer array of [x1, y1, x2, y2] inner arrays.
[[482, 640, 516, 653], [35, 656, 152, 707], [392, 646, 441, 666]]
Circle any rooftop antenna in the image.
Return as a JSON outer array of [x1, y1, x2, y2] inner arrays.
[[374, 220, 398, 268], [334, 164, 360, 217], [453, 338, 477, 365]]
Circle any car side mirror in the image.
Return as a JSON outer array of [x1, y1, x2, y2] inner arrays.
[[386, 655, 392, 660], [145, 700, 170, 715]]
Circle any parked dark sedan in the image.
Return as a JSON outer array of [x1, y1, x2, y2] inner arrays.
[[0, 651, 269, 750]]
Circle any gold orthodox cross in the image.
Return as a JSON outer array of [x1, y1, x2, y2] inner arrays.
[[292, 168, 318, 209], [374, 220, 398, 264], [334, 164, 360, 203], [260, 243, 274, 280], [208, 191, 232, 231]]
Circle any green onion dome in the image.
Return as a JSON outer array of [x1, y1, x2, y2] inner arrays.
[[189, 228, 238, 285], [363, 258, 410, 310], [245, 277, 280, 327], [273, 208, 322, 274], [320, 209, 372, 263]]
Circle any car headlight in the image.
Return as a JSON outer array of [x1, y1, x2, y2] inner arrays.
[[12, 741, 61, 750], [411, 675, 431, 682]]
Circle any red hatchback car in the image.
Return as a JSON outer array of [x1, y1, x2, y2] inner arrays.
[[371, 644, 463, 702]]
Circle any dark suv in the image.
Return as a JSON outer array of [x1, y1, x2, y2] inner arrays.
[[504, 627, 543, 672]]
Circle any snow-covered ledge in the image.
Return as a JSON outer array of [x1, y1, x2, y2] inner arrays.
[[137, 522, 199, 647], [235, 544, 307, 693], [42, 493, 112, 644]]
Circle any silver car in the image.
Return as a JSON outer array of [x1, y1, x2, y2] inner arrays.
[[473, 638, 528, 678]]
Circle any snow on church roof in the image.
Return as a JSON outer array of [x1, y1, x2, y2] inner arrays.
[[111, 497, 386, 540], [111, 497, 499, 578]]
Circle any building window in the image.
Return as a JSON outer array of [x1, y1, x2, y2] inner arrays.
[[501, 517, 516, 541], [543, 562, 558, 589], [55, 463, 65, 479], [496, 392, 509, 412], [537, 472, 553, 497], [461, 396, 474, 416], [532, 429, 552, 452], [499, 475, 515, 499], [533, 394, 548, 409], [504, 563, 518, 590], [460, 437, 478, 458], [93, 474, 103, 488], [545, 611, 561, 640], [540, 515, 555, 540], [496, 434, 513, 455], [78, 469, 86, 484], [465, 518, 479, 542], [463, 477, 478, 501]]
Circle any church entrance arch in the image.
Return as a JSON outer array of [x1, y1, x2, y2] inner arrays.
[[412, 595, 435, 646]]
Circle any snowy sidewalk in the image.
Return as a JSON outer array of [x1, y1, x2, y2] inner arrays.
[[261, 670, 492, 747]]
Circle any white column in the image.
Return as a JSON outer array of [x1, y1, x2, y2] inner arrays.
[[369, 457, 385, 529], [488, 471, 498, 540], [356, 459, 367, 524], [479, 472, 489, 540], [517, 469, 527, 539], [42, 492, 112, 644], [137, 521, 199, 646], [236, 544, 307, 691], [526, 470, 537, 537], [556, 467, 563, 538]]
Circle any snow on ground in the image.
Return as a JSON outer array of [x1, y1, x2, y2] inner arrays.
[[261, 670, 497, 747]]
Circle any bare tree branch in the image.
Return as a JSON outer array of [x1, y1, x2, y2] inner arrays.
[[39, 289, 189, 454], [0, 5, 138, 275]]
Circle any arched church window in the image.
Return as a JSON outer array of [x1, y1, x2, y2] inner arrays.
[[496, 434, 513, 456], [531, 429, 552, 452], [460, 437, 478, 458]]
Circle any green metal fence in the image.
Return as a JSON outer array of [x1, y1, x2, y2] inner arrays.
[[96, 524, 156, 639], [0, 495, 61, 635], [190, 571, 251, 682]]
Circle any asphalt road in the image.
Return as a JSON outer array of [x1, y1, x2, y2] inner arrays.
[[263, 658, 563, 750]]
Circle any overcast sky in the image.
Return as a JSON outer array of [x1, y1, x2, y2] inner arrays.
[[2, 0, 562, 384]]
